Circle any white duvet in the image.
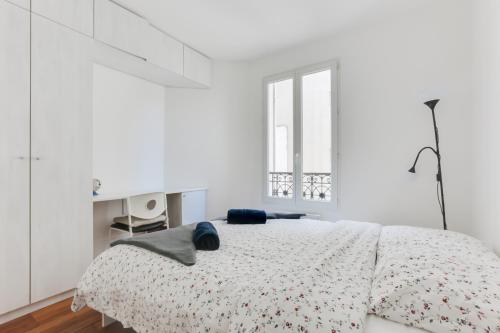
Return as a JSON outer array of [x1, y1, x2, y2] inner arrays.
[[72, 219, 381, 333]]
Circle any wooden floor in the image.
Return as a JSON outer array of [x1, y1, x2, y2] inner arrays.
[[0, 298, 134, 333]]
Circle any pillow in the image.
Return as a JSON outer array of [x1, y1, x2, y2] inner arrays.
[[370, 226, 500, 333]]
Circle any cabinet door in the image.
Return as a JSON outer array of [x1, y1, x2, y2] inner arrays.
[[183, 46, 212, 87], [146, 25, 183, 75], [181, 191, 206, 225], [0, 0, 30, 315], [94, 0, 148, 60], [31, 0, 93, 37], [5, 0, 29, 9], [31, 14, 93, 303]]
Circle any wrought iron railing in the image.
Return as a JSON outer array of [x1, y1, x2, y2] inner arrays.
[[268, 172, 332, 201]]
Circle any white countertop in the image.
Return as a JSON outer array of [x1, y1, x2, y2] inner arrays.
[[92, 188, 208, 202]]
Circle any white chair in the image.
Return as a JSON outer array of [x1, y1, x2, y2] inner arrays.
[[110, 192, 169, 237]]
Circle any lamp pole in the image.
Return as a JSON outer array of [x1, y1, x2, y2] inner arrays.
[[409, 99, 447, 230]]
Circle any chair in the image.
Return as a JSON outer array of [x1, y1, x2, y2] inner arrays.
[[110, 192, 169, 237]]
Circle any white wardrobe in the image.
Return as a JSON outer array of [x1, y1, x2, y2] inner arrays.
[[1, 0, 212, 318], [0, 0, 93, 314]]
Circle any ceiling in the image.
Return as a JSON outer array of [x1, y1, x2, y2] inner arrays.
[[118, 0, 433, 61]]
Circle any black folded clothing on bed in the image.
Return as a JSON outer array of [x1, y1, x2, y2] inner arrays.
[[266, 212, 307, 219], [227, 209, 267, 224], [192, 221, 220, 251]]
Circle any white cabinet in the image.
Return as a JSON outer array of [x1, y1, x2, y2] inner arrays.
[[181, 190, 207, 225], [5, 0, 29, 10], [183, 46, 212, 87], [30, 14, 93, 303], [146, 25, 183, 75], [93, 0, 211, 88], [31, 0, 93, 36], [94, 0, 149, 60], [165, 190, 207, 227], [0, 0, 30, 315]]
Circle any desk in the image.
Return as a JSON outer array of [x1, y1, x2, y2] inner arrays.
[[92, 188, 208, 203], [93, 188, 207, 257]]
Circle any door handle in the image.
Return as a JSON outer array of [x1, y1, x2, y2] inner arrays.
[[31, 157, 41, 161]]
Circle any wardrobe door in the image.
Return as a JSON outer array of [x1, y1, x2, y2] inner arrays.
[[0, 0, 30, 315], [30, 14, 93, 302]]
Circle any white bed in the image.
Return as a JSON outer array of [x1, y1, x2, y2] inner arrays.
[[73, 219, 472, 333], [73, 219, 390, 332]]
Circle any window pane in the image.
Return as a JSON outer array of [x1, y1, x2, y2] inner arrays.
[[301, 70, 332, 201], [267, 78, 294, 198]]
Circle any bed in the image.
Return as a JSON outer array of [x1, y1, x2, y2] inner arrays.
[[72, 219, 500, 333]]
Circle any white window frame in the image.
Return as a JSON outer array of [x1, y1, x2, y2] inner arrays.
[[263, 60, 339, 211]]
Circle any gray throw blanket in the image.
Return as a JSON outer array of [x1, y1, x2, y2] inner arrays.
[[110, 224, 197, 266]]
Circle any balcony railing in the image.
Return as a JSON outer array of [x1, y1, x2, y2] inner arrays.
[[268, 172, 332, 201]]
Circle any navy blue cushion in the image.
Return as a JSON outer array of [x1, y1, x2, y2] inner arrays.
[[192, 222, 220, 251]]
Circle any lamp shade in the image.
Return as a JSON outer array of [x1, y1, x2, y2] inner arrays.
[[424, 99, 440, 111]]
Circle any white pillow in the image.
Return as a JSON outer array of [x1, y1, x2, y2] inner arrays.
[[370, 226, 500, 333]]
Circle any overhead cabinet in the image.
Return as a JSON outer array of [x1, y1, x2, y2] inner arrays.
[[5, 0, 29, 9], [146, 25, 184, 75], [94, 0, 212, 87], [7, 0, 30, 9], [94, 0, 149, 60], [184, 46, 212, 87], [31, 0, 93, 36]]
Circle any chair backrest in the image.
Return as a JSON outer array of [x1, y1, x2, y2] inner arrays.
[[127, 192, 166, 220]]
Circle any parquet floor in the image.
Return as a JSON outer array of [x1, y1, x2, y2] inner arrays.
[[0, 298, 134, 333]]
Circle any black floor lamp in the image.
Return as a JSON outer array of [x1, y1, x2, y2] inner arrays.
[[408, 99, 447, 230]]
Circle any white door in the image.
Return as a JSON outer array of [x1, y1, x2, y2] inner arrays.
[[30, 14, 93, 303], [0, 0, 30, 315], [31, 0, 94, 37], [181, 191, 206, 225]]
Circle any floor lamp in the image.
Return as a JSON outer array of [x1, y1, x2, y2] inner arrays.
[[408, 99, 447, 230]]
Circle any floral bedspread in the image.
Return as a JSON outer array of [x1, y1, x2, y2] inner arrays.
[[72, 219, 381, 333], [370, 226, 500, 333]]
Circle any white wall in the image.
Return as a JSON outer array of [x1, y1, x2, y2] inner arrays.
[[164, 62, 260, 218], [249, 0, 475, 233], [163, 0, 482, 237], [472, 0, 500, 253], [93, 64, 165, 196]]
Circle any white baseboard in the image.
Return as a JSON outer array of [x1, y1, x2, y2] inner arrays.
[[0, 290, 74, 324]]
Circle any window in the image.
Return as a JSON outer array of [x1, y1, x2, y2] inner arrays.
[[265, 62, 337, 207]]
